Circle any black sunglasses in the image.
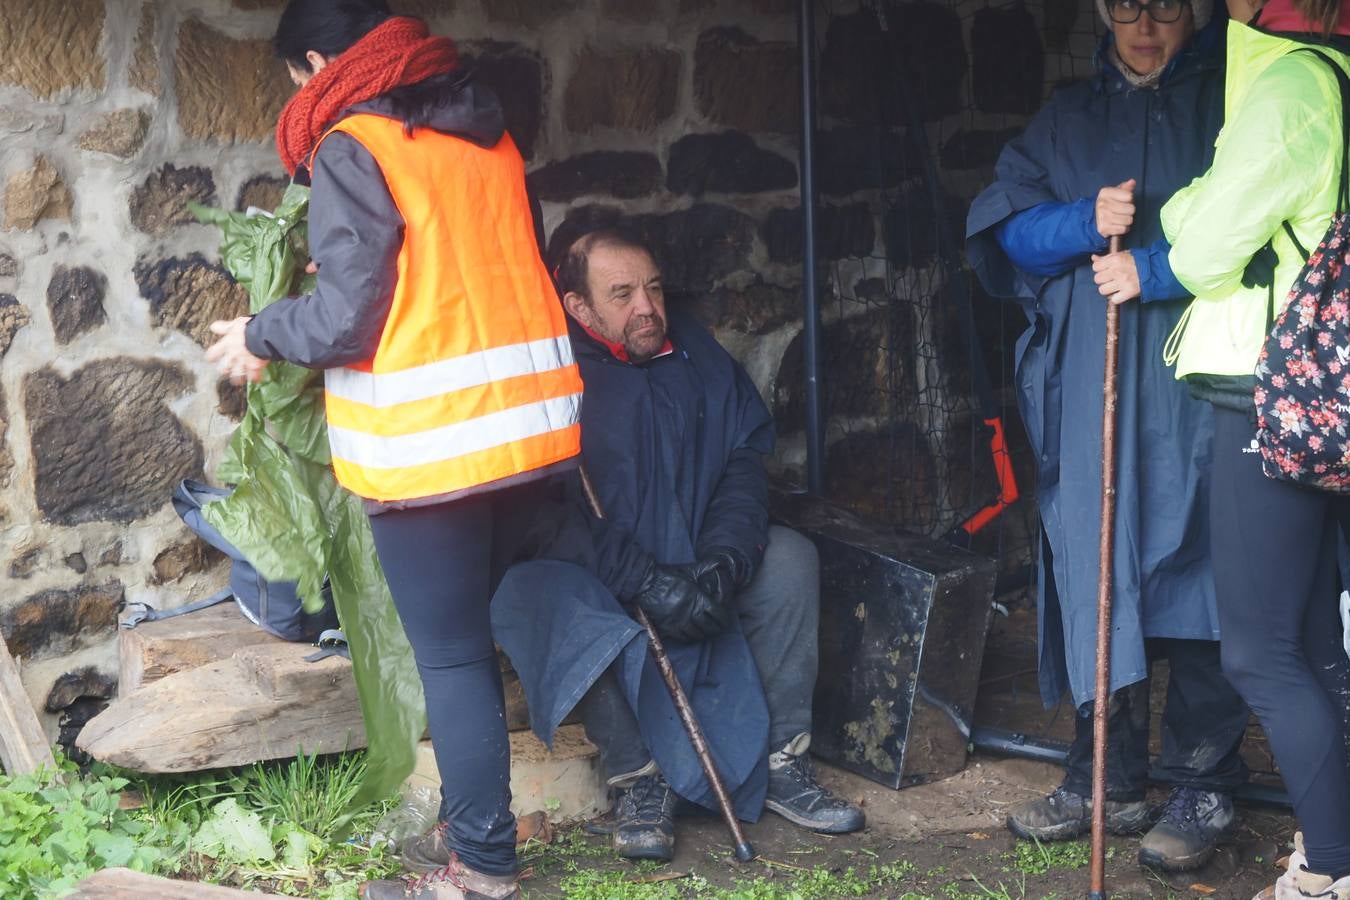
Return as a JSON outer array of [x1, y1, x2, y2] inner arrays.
[[1107, 0, 1190, 24]]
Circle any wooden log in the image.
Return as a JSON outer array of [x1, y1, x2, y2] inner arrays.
[[73, 868, 288, 898], [78, 644, 366, 772], [119, 601, 285, 696], [0, 631, 56, 776]]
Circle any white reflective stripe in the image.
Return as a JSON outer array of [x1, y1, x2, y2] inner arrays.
[[327, 393, 582, 470], [325, 336, 576, 409]]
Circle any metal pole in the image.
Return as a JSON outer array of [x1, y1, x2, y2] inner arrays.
[[1089, 234, 1123, 900], [799, 0, 825, 495]]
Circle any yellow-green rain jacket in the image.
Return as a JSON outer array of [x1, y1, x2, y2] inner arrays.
[[1162, 19, 1350, 379]]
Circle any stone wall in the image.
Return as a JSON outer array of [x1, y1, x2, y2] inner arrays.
[[0, 0, 1098, 734]]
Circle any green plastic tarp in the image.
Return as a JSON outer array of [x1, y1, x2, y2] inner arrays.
[[190, 186, 424, 821]]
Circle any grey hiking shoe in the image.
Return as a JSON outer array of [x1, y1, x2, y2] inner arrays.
[[361, 853, 520, 899], [612, 774, 678, 861], [1138, 787, 1236, 872], [764, 735, 865, 834], [402, 821, 452, 874], [1006, 785, 1151, 842]]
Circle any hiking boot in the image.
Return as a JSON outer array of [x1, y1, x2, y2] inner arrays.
[[361, 853, 519, 899], [403, 815, 552, 874], [764, 734, 865, 835], [1138, 787, 1235, 872], [1006, 785, 1151, 842], [1255, 833, 1350, 900], [612, 773, 677, 861]]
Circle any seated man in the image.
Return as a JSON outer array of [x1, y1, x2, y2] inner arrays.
[[490, 227, 864, 861]]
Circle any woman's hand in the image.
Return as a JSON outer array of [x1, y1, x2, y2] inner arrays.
[[206, 317, 269, 385], [1091, 251, 1142, 305], [1095, 179, 1137, 239]]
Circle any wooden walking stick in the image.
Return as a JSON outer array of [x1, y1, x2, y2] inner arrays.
[[1089, 234, 1124, 900], [578, 467, 758, 863]]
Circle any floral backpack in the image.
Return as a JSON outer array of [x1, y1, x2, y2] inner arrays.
[[1254, 48, 1350, 491]]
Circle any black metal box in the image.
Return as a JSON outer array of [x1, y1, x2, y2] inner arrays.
[[773, 493, 998, 789]]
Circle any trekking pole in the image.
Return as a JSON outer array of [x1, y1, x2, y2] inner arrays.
[[578, 467, 757, 864], [1089, 234, 1123, 900]]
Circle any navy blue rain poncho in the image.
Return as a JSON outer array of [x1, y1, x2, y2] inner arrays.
[[965, 27, 1226, 708], [492, 310, 775, 819]]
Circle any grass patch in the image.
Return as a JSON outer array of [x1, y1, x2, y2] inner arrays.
[[1008, 838, 1098, 876]]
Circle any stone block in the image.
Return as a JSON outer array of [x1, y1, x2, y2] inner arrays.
[[79, 109, 151, 159], [65, 553, 88, 575], [666, 131, 797, 196], [883, 187, 963, 269], [761, 203, 875, 264], [972, 8, 1044, 115], [565, 45, 680, 133], [47, 265, 108, 345], [0, 0, 105, 99], [236, 175, 290, 213], [885, 1, 967, 122], [939, 127, 1021, 171], [175, 20, 292, 144], [46, 667, 116, 713], [9, 543, 43, 579], [462, 41, 546, 159], [0, 252, 16, 278], [5, 157, 71, 230], [136, 255, 249, 347], [684, 280, 801, 336], [775, 304, 914, 432], [131, 3, 161, 97], [694, 28, 798, 133], [0, 294, 30, 357], [2, 582, 125, 661], [131, 164, 216, 236], [820, 8, 904, 128], [486, 0, 582, 27], [406, 726, 606, 821], [0, 108, 64, 139], [528, 151, 663, 202], [217, 379, 247, 421], [0, 387, 11, 490], [817, 126, 918, 196], [24, 358, 203, 526], [151, 539, 223, 586]]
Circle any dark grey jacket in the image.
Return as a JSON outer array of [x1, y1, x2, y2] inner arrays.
[[244, 81, 507, 366]]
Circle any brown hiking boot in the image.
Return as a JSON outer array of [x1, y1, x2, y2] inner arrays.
[[361, 853, 520, 899], [403, 815, 552, 874], [1006, 785, 1151, 842]]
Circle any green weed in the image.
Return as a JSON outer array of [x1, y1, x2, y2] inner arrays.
[[1009, 838, 1091, 875]]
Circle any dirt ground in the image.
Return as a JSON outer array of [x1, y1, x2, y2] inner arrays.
[[521, 754, 1297, 899]]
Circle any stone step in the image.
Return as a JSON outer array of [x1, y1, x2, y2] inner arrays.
[[405, 726, 607, 822]]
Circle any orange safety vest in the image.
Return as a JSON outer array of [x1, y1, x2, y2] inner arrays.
[[314, 114, 583, 502]]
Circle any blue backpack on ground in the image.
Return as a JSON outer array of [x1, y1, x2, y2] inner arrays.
[[121, 479, 340, 644]]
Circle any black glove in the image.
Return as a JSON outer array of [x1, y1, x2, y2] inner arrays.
[[632, 562, 735, 644], [687, 548, 746, 608]]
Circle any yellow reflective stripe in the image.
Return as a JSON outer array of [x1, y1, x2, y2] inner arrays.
[[328, 393, 582, 470], [324, 336, 576, 409]]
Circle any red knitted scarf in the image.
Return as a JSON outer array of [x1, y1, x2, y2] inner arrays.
[[275, 16, 458, 175]]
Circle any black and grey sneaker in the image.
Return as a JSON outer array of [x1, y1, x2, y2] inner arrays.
[[612, 774, 678, 861], [764, 743, 865, 835], [1138, 787, 1236, 872], [1006, 785, 1152, 842]]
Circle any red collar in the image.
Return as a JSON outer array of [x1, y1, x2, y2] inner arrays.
[[1254, 0, 1350, 37], [579, 321, 674, 363]]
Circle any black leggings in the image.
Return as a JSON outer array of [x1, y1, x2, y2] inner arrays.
[[367, 498, 516, 877], [1211, 407, 1350, 878]]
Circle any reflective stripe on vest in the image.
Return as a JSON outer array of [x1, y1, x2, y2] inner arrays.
[[317, 114, 582, 502]]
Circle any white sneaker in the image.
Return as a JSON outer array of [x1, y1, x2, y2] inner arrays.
[[1257, 834, 1350, 900]]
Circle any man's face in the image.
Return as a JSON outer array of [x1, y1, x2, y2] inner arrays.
[[566, 243, 668, 363], [1111, 0, 1195, 76]]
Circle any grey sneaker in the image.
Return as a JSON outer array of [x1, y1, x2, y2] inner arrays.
[[764, 744, 865, 835], [1006, 785, 1152, 842], [1138, 787, 1236, 872], [361, 853, 519, 899], [612, 774, 677, 861]]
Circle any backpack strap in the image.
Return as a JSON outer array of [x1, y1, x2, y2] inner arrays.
[[303, 629, 350, 663], [121, 589, 234, 629]]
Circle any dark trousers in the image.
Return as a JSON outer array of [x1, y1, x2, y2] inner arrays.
[[1211, 407, 1350, 878], [577, 526, 821, 781], [1061, 639, 1249, 802], [367, 498, 517, 877]]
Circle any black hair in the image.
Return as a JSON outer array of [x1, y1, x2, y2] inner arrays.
[[274, 0, 393, 72], [550, 227, 656, 303]]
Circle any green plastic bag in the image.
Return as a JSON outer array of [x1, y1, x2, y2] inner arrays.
[[191, 186, 425, 821]]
